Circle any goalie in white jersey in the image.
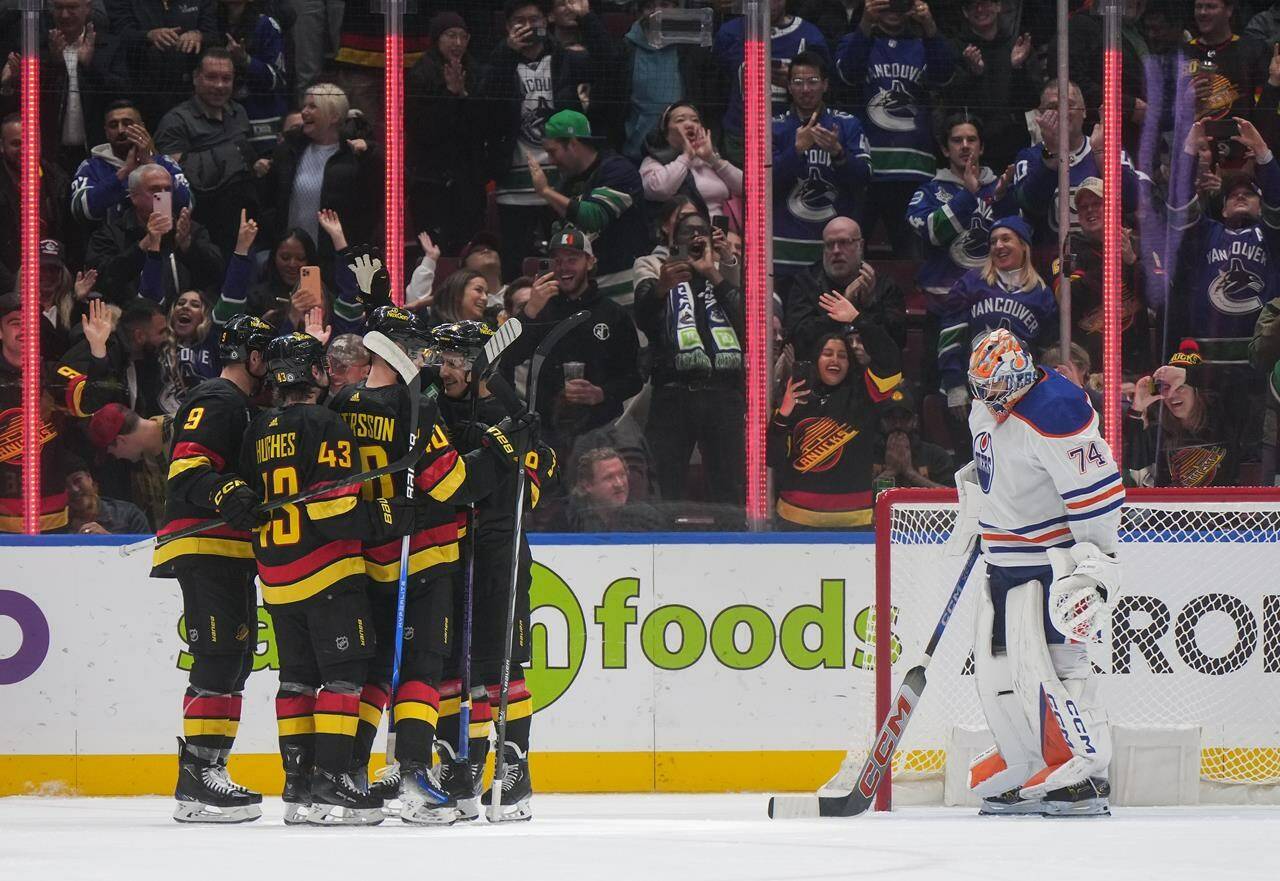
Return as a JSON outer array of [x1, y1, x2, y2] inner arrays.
[[955, 328, 1121, 816]]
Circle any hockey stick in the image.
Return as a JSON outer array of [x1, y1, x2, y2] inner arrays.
[[767, 542, 982, 819], [119, 337, 432, 560], [457, 318, 523, 759], [488, 309, 590, 822]]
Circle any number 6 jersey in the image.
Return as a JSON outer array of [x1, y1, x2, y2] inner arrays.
[[968, 369, 1123, 568]]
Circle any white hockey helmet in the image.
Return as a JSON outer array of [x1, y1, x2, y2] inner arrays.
[[968, 328, 1037, 418]]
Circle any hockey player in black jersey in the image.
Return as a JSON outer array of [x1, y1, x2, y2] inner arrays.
[[241, 332, 421, 826], [151, 314, 274, 824], [434, 320, 558, 822], [329, 307, 535, 825]]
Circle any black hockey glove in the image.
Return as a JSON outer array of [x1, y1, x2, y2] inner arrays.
[[212, 478, 268, 532], [347, 245, 391, 309], [367, 496, 417, 542], [479, 412, 538, 468]]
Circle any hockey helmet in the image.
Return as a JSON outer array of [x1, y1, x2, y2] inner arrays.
[[366, 305, 433, 363], [431, 320, 493, 367], [218, 314, 275, 363], [968, 328, 1037, 418], [265, 332, 327, 387]]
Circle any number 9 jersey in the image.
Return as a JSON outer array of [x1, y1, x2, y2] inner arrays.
[[968, 369, 1123, 569]]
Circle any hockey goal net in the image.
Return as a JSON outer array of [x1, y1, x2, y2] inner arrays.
[[868, 487, 1280, 809]]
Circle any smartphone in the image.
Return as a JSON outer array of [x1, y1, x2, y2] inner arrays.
[[537, 258, 553, 275], [152, 190, 172, 218], [298, 265, 321, 301], [649, 7, 713, 49], [1203, 119, 1240, 140], [887, 0, 913, 14], [672, 242, 690, 261], [712, 215, 730, 235], [792, 360, 814, 384]]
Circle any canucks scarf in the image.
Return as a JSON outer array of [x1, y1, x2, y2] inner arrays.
[[668, 279, 742, 377]]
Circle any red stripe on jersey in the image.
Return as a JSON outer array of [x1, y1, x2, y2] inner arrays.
[[0, 492, 68, 516], [227, 695, 243, 721], [256, 539, 363, 585], [171, 441, 225, 471], [364, 521, 458, 563], [308, 481, 362, 502], [777, 489, 873, 512], [416, 448, 460, 491], [158, 517, 252, 541], [183, 695, 230, 718]]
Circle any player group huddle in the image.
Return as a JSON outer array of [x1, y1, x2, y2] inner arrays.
[[148, 301, 554, 827]]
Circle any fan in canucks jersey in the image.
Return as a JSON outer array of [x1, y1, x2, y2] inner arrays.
[[907, 112, 1018, 313], [835, 0, 956, 254], [772, 51, 872, 274], [1167, 117, 1280, 367]]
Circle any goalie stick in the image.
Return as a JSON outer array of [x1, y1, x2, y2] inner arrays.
[[485, 309, 590, 822], [119, 331, 428, 558], [767, 543, 981, 819]]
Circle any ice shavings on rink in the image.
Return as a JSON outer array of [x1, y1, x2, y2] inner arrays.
[[1, 794, 1277, 881]]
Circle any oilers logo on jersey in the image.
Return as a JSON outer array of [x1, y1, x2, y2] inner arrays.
[[1207, 256, 1266, 316], [867, 79, 917, 132], [973, 430, 994, 492]]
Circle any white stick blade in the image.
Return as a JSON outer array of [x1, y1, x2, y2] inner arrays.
[[119, 537, 155, 557], [767, 796, 821, 819], [363, 331, 418, 383], [485, 318, 521, 362]]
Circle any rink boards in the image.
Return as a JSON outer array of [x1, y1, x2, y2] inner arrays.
[[0, 534, 882, 796]]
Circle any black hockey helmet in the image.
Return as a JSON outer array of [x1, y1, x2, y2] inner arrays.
[[265, 332, 327, 387], [431, 320, 493, 365], [218, 314, 275, 363], [366, 305, 430, 347]]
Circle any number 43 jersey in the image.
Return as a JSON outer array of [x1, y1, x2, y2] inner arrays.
[[240, 402, 369, 606], [967, 369, 1123, 569]]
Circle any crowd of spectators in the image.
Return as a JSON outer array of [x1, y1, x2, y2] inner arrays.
[[5, 0, 1280, 535]]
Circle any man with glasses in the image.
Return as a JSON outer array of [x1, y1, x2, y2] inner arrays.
[[325, 333, 371, 395], [783, 215, 905, 358], [772, 50, 871, 276]]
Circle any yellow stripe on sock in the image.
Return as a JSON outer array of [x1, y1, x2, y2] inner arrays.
[[313, 713, 359, 737], [393, 701, 439, 727], [183, 718, 229, 738], [277, 717, 314, 737], [504, 699, 533, 722], [358, 703, 383, 728], [438, 697, 461, 717]]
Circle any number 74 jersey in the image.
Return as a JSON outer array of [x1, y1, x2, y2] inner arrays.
[[968, 369, 1124, 569]]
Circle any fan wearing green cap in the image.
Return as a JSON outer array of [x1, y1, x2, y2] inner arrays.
[[526, 109, 648, 301]]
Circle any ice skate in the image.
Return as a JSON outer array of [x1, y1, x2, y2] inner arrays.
[[370, 763, 403, 817], [978, 787, 1044, 817], [281, 744, 312, 826], [482, 744, 533, 822], [437, 742, 480, 821], [307, 768, 385, 826], [399, 763, 462, 826], [173, 739, 262, 824], [1040, 777, 1111, 817]]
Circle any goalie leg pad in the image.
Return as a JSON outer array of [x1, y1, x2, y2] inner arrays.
[[969, 573, 1040, 799], [1006, 580, 1111, 800]]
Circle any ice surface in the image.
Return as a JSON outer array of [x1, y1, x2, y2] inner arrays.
[[1, 794, 1276, 881]]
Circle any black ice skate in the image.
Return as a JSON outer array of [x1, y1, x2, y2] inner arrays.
[[307, 768, 385, 826], [281, 744, 312, 826], [978, 787, 1044, 817], [173, 738, 262, 824], [1040, 777, 1111, 817], [482, 743, 533, 822], [399, 762, 462, 826], [437, 741, 480, 821], [369, 764, 403, 817]]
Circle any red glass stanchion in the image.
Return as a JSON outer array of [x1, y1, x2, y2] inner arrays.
[[20, 0, 42, 535]]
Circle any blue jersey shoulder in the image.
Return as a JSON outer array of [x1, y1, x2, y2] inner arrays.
[[1012, 370, 1094, 437]]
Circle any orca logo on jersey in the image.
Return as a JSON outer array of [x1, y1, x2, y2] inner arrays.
[[1207, 257, 1265, 317], [973, 431, 994, 493]]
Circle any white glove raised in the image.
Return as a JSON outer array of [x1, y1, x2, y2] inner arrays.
[[1045, 542, 1119, 642], [946, 385, 970, 410], [347, 247, 390, 306], [946, 461, 983, 557]]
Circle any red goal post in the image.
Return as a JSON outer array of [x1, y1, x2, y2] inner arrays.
[[871, 486, 1280, 811]]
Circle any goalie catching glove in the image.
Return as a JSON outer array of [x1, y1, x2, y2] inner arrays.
[[1045, 542, 1119, 642]]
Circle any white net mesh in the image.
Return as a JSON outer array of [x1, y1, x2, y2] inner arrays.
[[876, 493, 1280, 792]]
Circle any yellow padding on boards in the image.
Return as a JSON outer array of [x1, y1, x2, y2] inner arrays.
[[1, 751, 850, 796]]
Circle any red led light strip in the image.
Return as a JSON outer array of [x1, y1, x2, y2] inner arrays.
[[1102, 37, 1121, 462], [385, 20, 404, 306], [742, 36, 769, 527], [20, 49, 40, 534]]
